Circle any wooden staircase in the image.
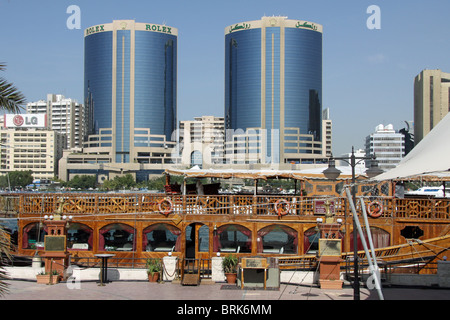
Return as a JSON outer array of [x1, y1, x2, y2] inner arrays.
[[181, 258, 200, 286]]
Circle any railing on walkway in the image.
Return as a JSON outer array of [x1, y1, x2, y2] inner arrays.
[[70, 256, 213, 280]]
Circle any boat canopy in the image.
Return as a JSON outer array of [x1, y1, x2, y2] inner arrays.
[[165, 166, 368, 181]]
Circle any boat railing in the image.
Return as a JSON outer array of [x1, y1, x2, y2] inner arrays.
[[2, 193, 450, 221]]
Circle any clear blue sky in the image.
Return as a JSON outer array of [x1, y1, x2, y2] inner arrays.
[[1, 0, 449, 155]]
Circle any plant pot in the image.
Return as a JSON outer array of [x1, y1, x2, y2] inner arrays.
[[36, 274, 60, 284], [225, 273, 237, 284], [148, 273, 159, 282]]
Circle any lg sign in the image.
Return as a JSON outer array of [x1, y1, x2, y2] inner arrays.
[[4, 114, 47, 128]]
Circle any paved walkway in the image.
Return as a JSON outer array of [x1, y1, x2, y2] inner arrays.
[[2, 279, 450, 301]]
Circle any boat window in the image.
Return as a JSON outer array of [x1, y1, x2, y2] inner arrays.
[[304, 227, 320, 254], [304, 227, 345, 254], [143, 223, 181, 252], [350, 227, 390, 251], [22, 222, 47, 250], [1, 219, 17, 247], [400, 226, 424, 240], [213, 224, 251, 253], [257, 225, 298, 254], [198, 225, 209, 252], [67, 223, 93, 250], [99, 223, 135, 251]]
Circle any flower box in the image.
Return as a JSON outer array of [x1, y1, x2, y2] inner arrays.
[[36, 274, 60, 284]]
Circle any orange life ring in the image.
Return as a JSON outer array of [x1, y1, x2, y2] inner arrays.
[[367, 201, 383, 218], [275, 199, 290, 216], [158, 198, 173, 216]]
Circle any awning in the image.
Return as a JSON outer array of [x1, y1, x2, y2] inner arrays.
[[165, 166, 368, 181]]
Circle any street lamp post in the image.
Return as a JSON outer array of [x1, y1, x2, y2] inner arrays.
[[322, 147, 383, 300]]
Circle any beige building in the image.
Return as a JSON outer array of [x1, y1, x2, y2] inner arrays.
[[0, 115, 65, 180], [27, 94, 85, 149], [414, 69, 450, 145], [179, 116, 224, 167]]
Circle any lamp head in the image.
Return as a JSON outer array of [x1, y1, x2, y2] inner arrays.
[[323, 158, 342, 180]]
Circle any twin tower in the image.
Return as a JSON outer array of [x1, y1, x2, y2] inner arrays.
[[84, 17, 323, 166]]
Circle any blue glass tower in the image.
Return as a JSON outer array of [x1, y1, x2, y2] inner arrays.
[[225, 17, 323, 164], [84, 20, 177, 164]]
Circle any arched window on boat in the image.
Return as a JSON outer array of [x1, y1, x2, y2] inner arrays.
[[257, 225, 298, 254], [67, 223, 93, 251], [304, 227, 344, 254], [99, 223, 136, 251], [213, 224, 251, 253], [22, 222, 47, 250], [350, 226, 390, 251], [303, 227, 320, 254], [143, 223, 181, 252]]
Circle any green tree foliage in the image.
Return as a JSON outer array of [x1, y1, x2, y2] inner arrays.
[[0, 62, 24, 297], [101, 174, 137, 190], [0, 63, 26, 113], [65, 175, 97, 190], [0, 171, 33, 189]]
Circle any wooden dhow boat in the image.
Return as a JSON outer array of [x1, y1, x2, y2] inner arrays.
[[1, 168, 450, 281]]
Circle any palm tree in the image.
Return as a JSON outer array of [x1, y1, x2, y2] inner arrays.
[[0, 62, 24, 296], [0, 225, 10, 297], [0, 63, 26, 113]]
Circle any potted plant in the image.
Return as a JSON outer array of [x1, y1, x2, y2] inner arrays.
[[222, 254, 238, 284], [146, 258, 161, 282], [36, 270, 60, 284]]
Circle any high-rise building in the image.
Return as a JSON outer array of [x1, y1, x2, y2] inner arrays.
[[27, 94, 84, 149], [84, 20, 177, 164], [60, 20, 178, 182], [365, 124, 405, 171], [224, 16, 323, 165], [414, 69, 450, 145]]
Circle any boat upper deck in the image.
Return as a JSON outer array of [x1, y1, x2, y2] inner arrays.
[[1, 192, 449, 222]]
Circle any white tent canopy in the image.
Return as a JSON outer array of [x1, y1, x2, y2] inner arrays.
[[372, 112, 450, 181], [166, 165, 368, 180]]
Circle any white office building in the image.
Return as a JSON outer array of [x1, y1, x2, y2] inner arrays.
[[365, 124, 405, 171]]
